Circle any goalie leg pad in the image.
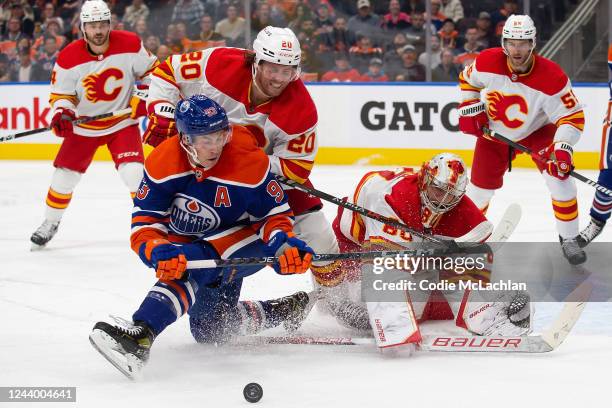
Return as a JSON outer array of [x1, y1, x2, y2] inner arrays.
[[459, 290, 533, 336]]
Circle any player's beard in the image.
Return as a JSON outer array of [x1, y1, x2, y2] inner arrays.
[[85, 31, 110, 48]]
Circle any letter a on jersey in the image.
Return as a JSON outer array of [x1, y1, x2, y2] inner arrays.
[[214, 185, 231, 208]]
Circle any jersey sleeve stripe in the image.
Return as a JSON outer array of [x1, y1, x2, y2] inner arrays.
[[458, 71, 482, 92], [49, 93, 79, 107], [152, 60, 179, 88], [280, 159, 313, 184], [555, 111, 585, 131]]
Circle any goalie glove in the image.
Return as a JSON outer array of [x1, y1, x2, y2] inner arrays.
[[143, 102, 177, 147]]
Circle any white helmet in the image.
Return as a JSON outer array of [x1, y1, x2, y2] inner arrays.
[[418, 153, 468, 214], [253, 26, 301, 67], [501, 15, 536, 54], [80, 1, 111, 30]]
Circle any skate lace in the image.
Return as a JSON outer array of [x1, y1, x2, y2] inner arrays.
[[110, 315, 144, 336], [581, 221, 603, 241]]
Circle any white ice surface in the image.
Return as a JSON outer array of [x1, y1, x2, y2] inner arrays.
[[1, 161, 611, 408]]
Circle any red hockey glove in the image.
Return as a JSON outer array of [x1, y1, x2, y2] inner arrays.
[[50, 108, 76, 138], [534, 142, 574, 180], [458, 100, 488, 138], [129, 84, 149, 119], [143, 103, 177, 147], [264, 231, 314, 275]]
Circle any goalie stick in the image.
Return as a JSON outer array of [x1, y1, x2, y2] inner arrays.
[[232, 279, 592, 353]]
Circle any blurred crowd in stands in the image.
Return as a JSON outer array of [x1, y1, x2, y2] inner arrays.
[[0, 0, 572, 83]]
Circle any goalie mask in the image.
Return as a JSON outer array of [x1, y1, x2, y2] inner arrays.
[[175, 95, 232, 170], [418, 153, 468, 214]]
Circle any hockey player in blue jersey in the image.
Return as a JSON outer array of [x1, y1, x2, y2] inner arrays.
[[89, 95, 315, 379], [578, 45, 612, 247]]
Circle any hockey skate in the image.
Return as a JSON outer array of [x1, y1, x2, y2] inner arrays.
[[268, 291, 315, 333], [577, 218, 605, 248], [89, 317, 155, 380], [30, 220, 59, 250], [559, 235, 587, 265]]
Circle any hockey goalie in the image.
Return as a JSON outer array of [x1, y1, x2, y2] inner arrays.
[[317, 152, 532, 354]]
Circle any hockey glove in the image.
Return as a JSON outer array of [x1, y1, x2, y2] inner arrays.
[[264, 231, 314, 275], [129, 84, 149, 119], [143, 103, 177, 147], [534, 142, 573, 180], [139, 239, 187, 280], [458, 100, 488, 139], [50, 108, 76, 138]]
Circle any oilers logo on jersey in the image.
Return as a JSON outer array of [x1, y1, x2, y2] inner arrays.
[[169, 194, 221, 235]]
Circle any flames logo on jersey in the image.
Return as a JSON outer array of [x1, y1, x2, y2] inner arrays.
[[170, 194, 220, 235], [485, 91, 528, 129], [82, 68, 124, 103]]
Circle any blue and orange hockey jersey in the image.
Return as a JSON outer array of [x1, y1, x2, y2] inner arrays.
[[130, 125, 294, 259]]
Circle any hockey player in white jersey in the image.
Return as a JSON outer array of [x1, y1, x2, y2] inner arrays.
[[458, 15, 586, 265], [30, 0, 157, 249], [144, 26, 343, 296]]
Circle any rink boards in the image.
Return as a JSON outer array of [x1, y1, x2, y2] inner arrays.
[[0, 82, 607, 169]]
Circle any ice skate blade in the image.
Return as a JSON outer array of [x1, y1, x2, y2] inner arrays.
[[89, 330, 144, 380]]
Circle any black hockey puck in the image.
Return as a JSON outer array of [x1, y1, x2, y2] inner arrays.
[[243, 382, 263, 403]]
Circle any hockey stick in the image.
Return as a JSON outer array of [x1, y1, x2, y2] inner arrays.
[[185, 203, 521, 270], [276, 175, 443, 244], [0, 107, 132, 142], [233, 279, 592, 353], [484, 127, 612, 198]]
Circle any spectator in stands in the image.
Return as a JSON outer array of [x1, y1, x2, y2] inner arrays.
[[432, 47, 460, 81], [144, 34, 160, 55], [317, 15, 352, 52], [296, 17, 317, 53], [172, 0, 206, 27], [361, 57, 388, 81], [132, 18, 150, 40], [475, 11, 496, 49], [383, 32, 408, 74], [428, 0, 447, 31], [156, 44, 171, 62], [438, 18, 458, 49], [0, 52, 10, 81], [321, 51, 362, 82], [33, 34, 58, 80], [405, 0, 425, 15], [491, 0, 519, 35], [288, 3, 314, 33], [32, 17, 65, 53], [349, 34, 382, 73], [215, 4, 246, 46], [40, 2, 56, 26], [252, 3, 274, 34], [347, 0, 381, 45], [187, 14, 225, 51], [11, 46, 35, 81], [165, 23, 185, 53], [8, 2, 34, 38], [418, 34, 441, 70], [381, 0, 411, 33], [313, 2, 334, 35], [455, 26, 483, 66], [439, 0, 463, 23], [2, 17, 25, 42], [300, 48, 324, 81], [123, 0, 150, 29], [58, 0, 80, 25], [393, 44, 425, 82], [405, 11, 433, 55], [110, 13, 125, 31]]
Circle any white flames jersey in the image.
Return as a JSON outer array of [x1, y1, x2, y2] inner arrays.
[[459, 47, 585, 145], [148, 47, 318, 183], [50, 30, 157, 137]]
